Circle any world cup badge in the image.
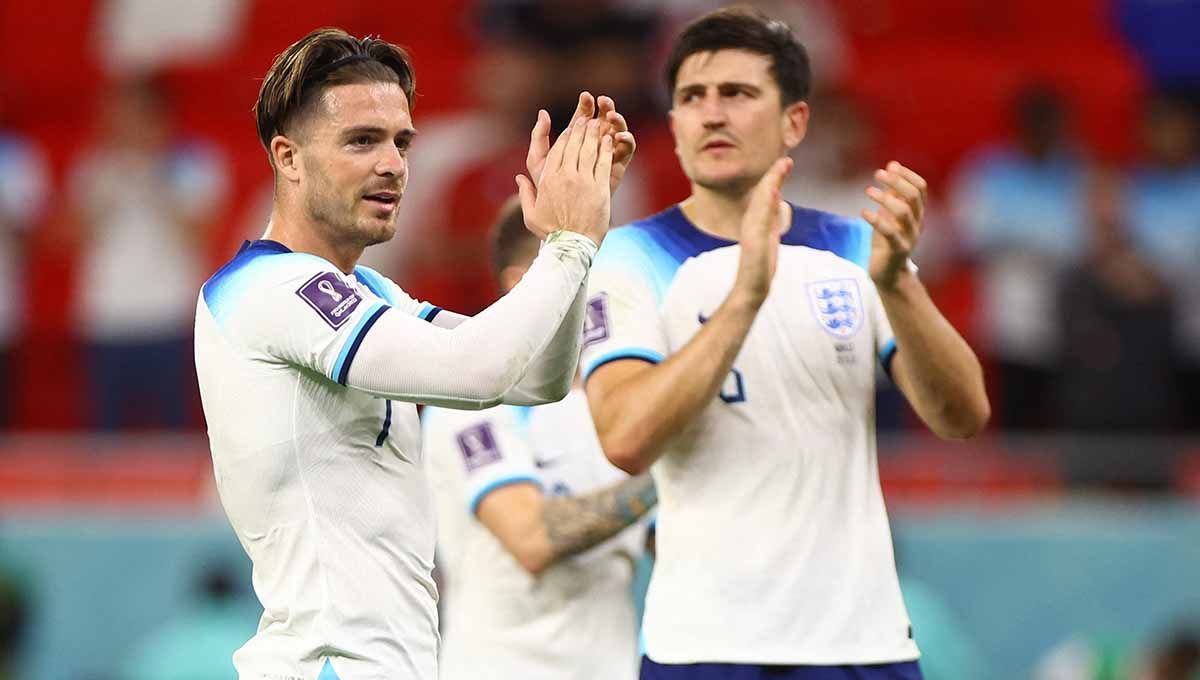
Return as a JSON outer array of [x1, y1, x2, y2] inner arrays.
[[582, 293, 611, 347], [297, 272, 362, 329], [456, 422, 503, 471]]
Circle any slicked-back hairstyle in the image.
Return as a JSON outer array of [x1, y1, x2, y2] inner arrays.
[[254, 27, 416, 157], [665, 6, 811, 107], [489, 196, 539, 284]]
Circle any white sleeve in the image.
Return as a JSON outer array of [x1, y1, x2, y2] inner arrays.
[[230, 264, 394, 384], [344, 232, 597, 409], [578, 228, 670, 382], [352, 264, 445, 321], [398, 277, 590, 406], [500, 277, 587, 405], [426, 407, 541, 515]]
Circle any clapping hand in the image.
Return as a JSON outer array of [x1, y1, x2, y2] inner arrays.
[[861, 161, 929, 290], [525, 91, 636, 195]]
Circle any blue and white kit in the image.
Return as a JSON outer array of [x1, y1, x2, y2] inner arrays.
[[424, 389, 644, 680], [580, 205, 919, 667], [194, 232, 595, 680]]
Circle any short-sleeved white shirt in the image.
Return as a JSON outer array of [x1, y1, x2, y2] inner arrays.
[[580, 205, 918, 666], [73, 142, 227, 341], [424, 390, 644, 680], [195, 239, 444, 680]]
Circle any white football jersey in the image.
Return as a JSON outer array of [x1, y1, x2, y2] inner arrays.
[[195, 240, 444, 680], [580, 205, 919, 665], [424, 390, 644, 680]]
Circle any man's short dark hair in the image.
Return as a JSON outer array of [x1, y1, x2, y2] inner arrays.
[[490, 197, 539, 283], [664, 6, 811, 106], [254, 28, 416, 157]]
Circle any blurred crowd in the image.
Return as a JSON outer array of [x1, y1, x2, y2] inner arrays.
[[1, 3, 1198, 677], [0, 1, 1198, 448]]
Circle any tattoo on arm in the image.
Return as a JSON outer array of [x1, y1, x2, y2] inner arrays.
[[541, 473, 657, 563]]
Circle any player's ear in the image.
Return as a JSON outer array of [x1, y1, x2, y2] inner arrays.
[[271, 135, 302, 183], [782, 100, 809, 150]]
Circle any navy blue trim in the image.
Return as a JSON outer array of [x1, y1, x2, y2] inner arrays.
[[425, 307, 442, 323], [202, 240, 293, 307], [336, 305, 388, 385], [375, 399, 393, 447], [628, 202, 868, 269], [639, 657, 923, 679], [646, 205, 736, 264], [241, 239, 292, 254], [880, 339, 899, 380]]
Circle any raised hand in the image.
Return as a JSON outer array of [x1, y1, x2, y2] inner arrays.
[[861, 161, 928, 290], [733, 157, 793, 305], [526, 92, 636, 195], [515, 115, 614, 246], [595, 95, 636, 193]]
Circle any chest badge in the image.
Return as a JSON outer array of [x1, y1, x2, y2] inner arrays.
[[807, 278, 864, 339]]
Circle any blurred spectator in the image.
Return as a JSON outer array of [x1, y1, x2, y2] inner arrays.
[[120, 562, 254, 680], [0, 102, 49, 429], [950, 86, 1087, 431], [353, 3, 557, 282], [516, 1, 660, 126], [1057, 169, 1180, 489], [1057, 168, 1178, 430], [67, 75, 226, 431], [405, 1, 660, 313], [391, 3, 556, 309], [1124, 91, 1200, 431], [785, 90, 878, 217], [1126, 91, 1200, 295]]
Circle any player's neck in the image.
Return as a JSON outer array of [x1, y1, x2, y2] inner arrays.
[[262, 207, 363, 274], [680, 184, 771, 242]]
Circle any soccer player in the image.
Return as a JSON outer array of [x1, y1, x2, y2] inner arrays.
[[580, 9, 990, 680], [424, 199, 656, 680], [194, 28, 633, 680]]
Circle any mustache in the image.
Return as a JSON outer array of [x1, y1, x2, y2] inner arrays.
[[700, 134, 738, 147], [361, 182, 404, 195]]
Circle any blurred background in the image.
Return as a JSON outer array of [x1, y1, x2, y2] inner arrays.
[[0, 0, 1198, 678]]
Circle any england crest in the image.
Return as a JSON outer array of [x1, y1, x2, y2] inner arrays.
[[807, 278, 864, 339]]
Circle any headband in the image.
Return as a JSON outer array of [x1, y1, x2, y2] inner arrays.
[[309, 54, 376, 82]]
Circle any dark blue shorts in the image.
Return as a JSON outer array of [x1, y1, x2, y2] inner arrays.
[[639, 657, 924, 680]]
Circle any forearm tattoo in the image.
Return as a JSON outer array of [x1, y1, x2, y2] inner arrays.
[[541, 473, 657, 562]]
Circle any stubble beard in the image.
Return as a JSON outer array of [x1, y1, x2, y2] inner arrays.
[[693, 170, 757, 198], [304, 184, 396, 249]]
